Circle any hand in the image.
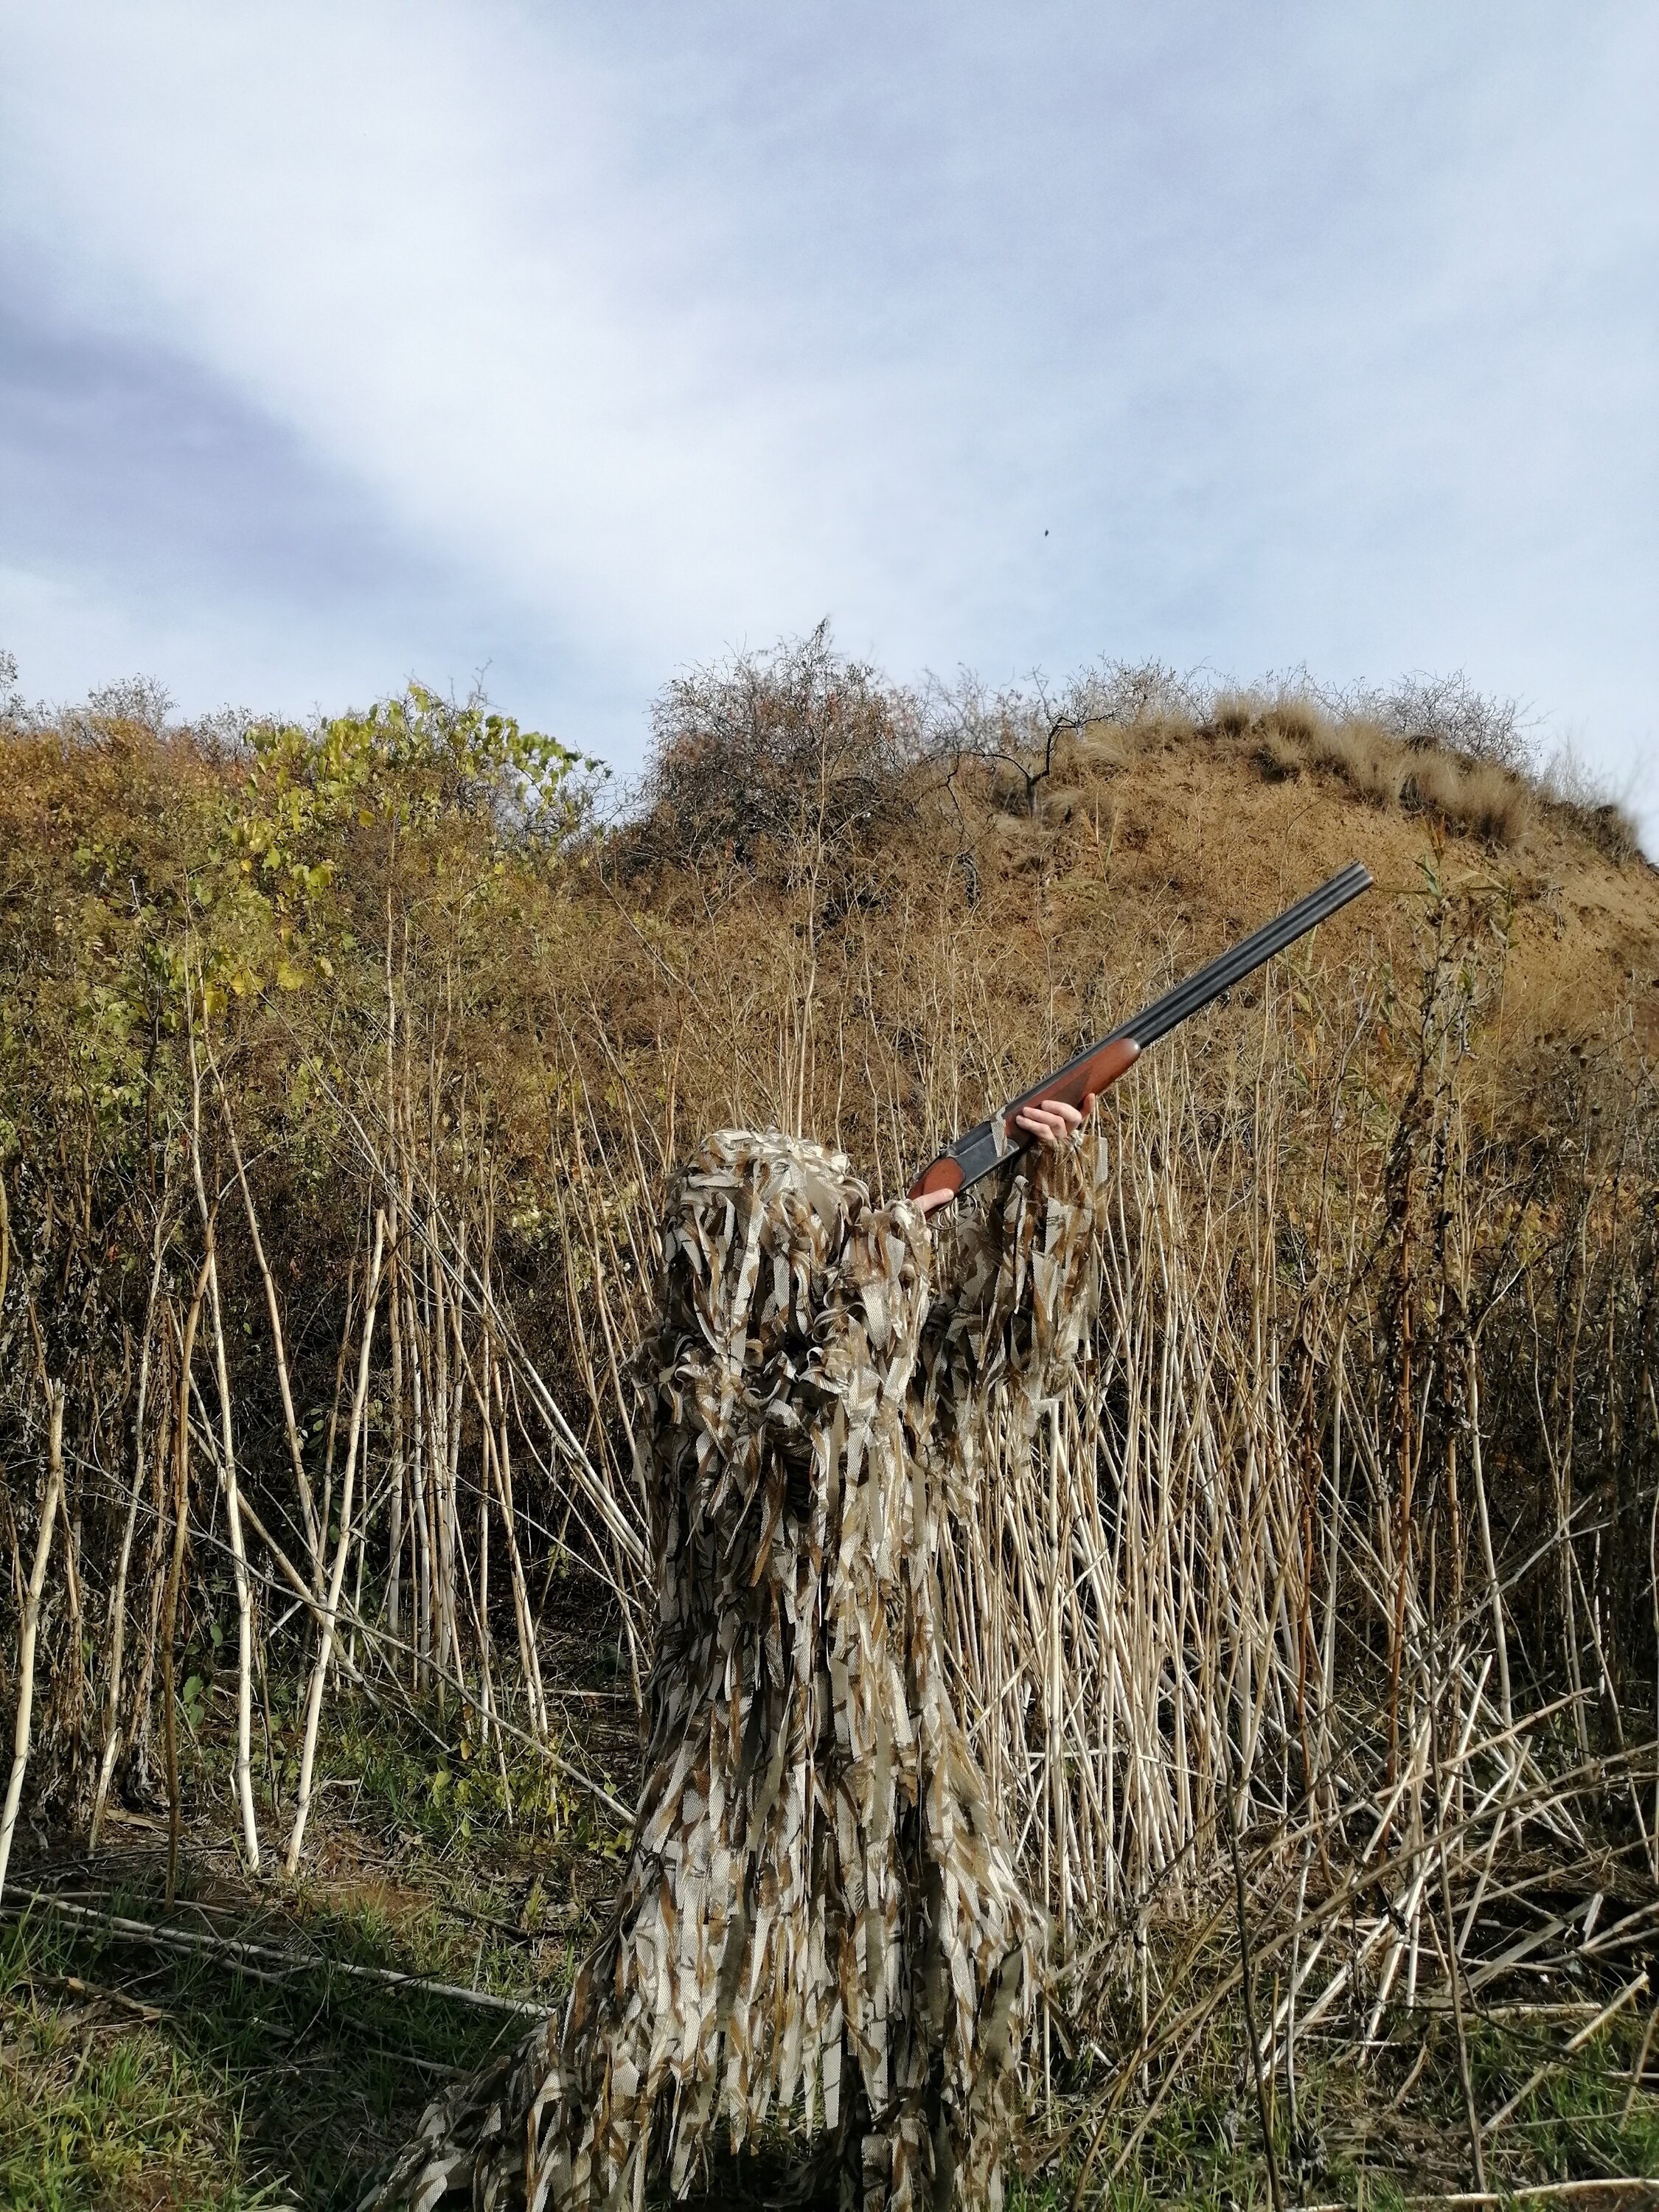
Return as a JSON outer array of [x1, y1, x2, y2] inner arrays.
[[1012, 1093, 1093, 1147], [910, 1088, 1096, 1220]]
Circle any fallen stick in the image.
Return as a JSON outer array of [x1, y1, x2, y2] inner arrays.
[[1485, 1972, 1649, 2135], [1407, 2182, 1659, 2207], [32, 1972, 164, 2023], [1, 1888, 551, 2021]]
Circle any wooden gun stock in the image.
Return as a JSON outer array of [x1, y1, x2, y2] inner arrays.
[[908, 1036, 1139, 1202]]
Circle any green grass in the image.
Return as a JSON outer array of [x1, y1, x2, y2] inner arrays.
[[1006, 2001, 1659, 2211], [0, 1684, 607, 2209], [1470, 2014, 1659, 2184], [7, 1917, 1659, 2212], [1, 1893, 530, 2208], [0, 1991, 273, 2212]]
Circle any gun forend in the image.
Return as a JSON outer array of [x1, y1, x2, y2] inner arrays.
[[907, 861, 1373, 1203]]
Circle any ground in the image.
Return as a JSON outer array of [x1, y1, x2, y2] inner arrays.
[[0, 1614, 639, 2211], [5, 1658, 1659, 2209]]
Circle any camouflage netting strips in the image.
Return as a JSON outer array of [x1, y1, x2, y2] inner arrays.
[[369, 1125, 1103, 2212]]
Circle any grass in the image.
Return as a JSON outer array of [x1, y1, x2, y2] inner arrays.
[[1470, 2012, 1659, 2185], [12, 1550, 1659, 2211], [7, 1812, 1659, 2209], [0, 1869, 535, 2208], [1178, 683, 1566, 849], [1017, 2005, 1659, 2211], [1196, 689, 1633, 853], [0, 1980, 272, 2212], [0, 1683, 630, 2208]]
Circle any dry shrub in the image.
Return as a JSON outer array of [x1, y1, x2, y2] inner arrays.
[[1068, 657, 1208, 731], [1540, 740, 1643, 861], [1096, 707, 1200, 758], [1328, 667, 1533, 773], [1399, 745, 1466, 820], [1204, 681, 1326, 750], [622, 620, 921, 880], [1454, 757, 1531, 844], [1251, 732, 1304, 783], [1256, 691, 1324, 746], [1071, 720, 1133, 772], [1399, 751, 1531, 847], [1581, 799, 1643, 860], [1388, 667, 1531, 769], [1211, 691, 1254, 738], [939, 658, 1624, 867], [1241, 692, 1327, 782], [1305, 715, 1407, 807], [1287, 716, 1532, 846]]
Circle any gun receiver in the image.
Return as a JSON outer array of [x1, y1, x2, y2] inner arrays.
[[907, 860, 1374, 1203]]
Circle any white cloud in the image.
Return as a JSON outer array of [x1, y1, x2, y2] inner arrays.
[[0, 559, 385, 721], [3, 4, 827, 658], [0, 0, 1654, 844]]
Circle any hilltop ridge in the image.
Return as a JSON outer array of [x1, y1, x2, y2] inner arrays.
[[1006, 712, 1658, 1058]]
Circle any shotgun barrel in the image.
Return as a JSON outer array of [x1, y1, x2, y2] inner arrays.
[[908, 860, 1374, 1203]]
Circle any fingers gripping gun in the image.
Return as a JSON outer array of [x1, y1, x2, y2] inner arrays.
[[908, 862, 1374, 1204]]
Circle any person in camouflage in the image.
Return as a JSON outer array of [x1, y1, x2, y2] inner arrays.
[[368, 1098, 1101, 2212]]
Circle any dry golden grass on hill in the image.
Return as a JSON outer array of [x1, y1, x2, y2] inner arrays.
[[1, 640, 1657, 2208], [1031, 712, 1657, 1058]]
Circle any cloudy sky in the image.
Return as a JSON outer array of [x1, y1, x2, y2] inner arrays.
[[1, 2, 1655, 840]]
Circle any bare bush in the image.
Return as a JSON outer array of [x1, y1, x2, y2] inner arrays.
[[83, 675, 176, 735], [1068, 656, 1208, 731], [922, 669, 1077, 818], [922, 659, 1210, 822], [0, 648, 39, 733], [1326, 669, 1534, 773], [625, 621, 922, 878]]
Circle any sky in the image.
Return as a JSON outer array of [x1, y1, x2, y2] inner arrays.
[[1, 1, 1655, 844]]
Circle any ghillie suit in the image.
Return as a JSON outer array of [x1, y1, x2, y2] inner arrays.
[[369, 1126, 1102, 2212]]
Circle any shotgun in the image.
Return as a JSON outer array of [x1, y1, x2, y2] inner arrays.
[[908, 861, 1374, 1203]]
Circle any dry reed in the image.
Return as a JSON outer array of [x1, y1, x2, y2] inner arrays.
[[1, 669, 1655, 2199]]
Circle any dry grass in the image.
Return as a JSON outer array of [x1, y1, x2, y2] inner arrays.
[[1222, 700, 1540, 847], [1069, 669, 1582, 871], [1302, 713, 1408, 807], [1, 649, 1657, 2202], [1189, 677, 1638, 859], [1449, 756, 1532, 844]]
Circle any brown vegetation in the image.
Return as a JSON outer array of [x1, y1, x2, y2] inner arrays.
[[1, 641, 1658, 2203]]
